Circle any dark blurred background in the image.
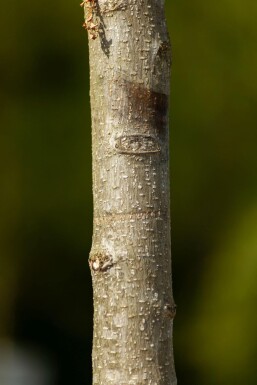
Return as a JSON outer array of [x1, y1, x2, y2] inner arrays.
[[0, 1, 256, 384]]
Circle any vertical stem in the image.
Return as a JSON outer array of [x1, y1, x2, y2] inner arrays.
[[83, 1, 176, 383]]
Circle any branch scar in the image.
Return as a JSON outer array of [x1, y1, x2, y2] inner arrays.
[[115, 135, 160, 154], [89, 252, 114, 272]]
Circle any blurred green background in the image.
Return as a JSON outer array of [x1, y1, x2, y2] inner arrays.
[[0, 0, 256, 384]]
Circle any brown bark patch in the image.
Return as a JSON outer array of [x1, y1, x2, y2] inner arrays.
[[117, 80, 169, 133], [164, 303, 177, 319]]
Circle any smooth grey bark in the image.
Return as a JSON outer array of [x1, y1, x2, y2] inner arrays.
[[82, 1, 176, 384]]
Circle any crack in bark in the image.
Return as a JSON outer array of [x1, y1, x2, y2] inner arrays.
[[94, 210, 168, 224]]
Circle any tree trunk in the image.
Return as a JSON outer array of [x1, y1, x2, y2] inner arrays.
[[82, 1, 176, 384]]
